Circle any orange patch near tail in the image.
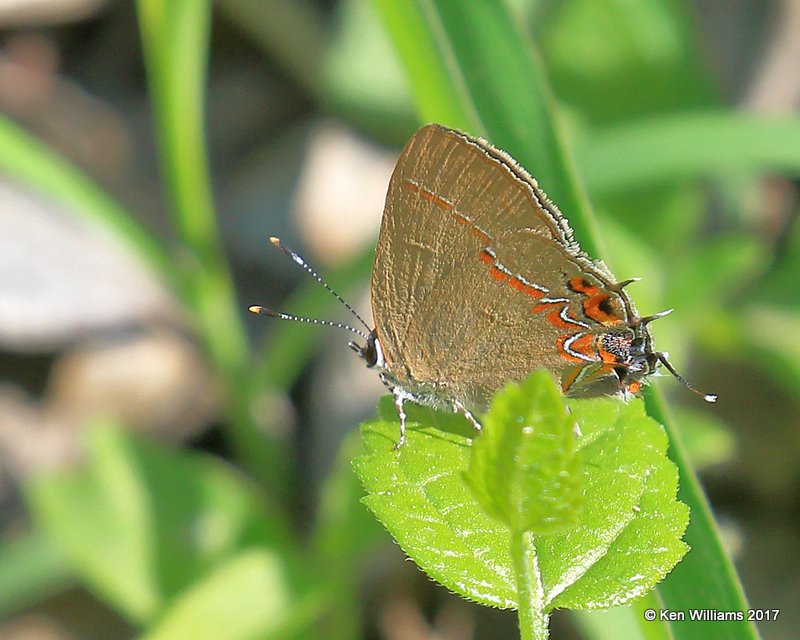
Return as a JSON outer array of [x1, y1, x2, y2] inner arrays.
[[561, 365, 585, 392], [583, 294, 624, 326], [568, 277, 601, 295], [543, 306, 579, 330], [565, 333, 596, 359], [597, 343, 622, 365], [556, 335, 588, 364]]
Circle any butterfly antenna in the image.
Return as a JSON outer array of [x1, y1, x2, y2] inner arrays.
[[657, 353, 717, 403], [248, 305, 369, 340], [266, 236, 372, 333]]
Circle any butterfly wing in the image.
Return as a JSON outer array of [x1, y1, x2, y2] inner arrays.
[[371, 124, 636, 409]]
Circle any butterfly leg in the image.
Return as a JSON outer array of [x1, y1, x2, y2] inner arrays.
[[392, 387, 409, 449], [453, 399, 482, 434]]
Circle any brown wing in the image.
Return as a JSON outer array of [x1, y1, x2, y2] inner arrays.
[[371, 124, 635, 408]]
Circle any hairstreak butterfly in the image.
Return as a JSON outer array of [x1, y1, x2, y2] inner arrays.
[[251, 124, 716, 446]]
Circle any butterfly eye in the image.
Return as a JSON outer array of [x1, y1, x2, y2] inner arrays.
[[356, 332, 384, 369], [363, 341, 378, 367]]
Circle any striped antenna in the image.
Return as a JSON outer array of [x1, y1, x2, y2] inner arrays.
[[657, 352, 717, 403], [248, 237, 371, 340], [248, 305, 369, 340]]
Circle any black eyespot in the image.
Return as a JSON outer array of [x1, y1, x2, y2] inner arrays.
[[598, 297, 614, 315]]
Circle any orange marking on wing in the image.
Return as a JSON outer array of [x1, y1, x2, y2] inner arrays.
[[561, 365, 585, 392], [508, 276, 545, 299], [470, 227, 490, 244], [597, 344, 620, 364], [626, 380, 642, 394], [441, 206, 490, 246], [479, 249, 494, 265], [567, 333, 596, 359], [545, 307, 578, 330], [403, 180, 421, 194], [532, 301, 587, 331], [583, 294, 624, 326], [403, 180, 453, 211], [568, 277, 601, 295], [489, 266, 510, 282], [451, 212, 490, 243], [556, 335, 589, 364], [426, 191, 453, 211], [531, 301, 560, 314]]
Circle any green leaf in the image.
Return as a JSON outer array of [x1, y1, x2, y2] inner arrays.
[[466, 370, 583, 534], [354, 380, 688, 612], [548, 400, 688, 609], [372, 0, 604, 257], [537, 0, 715, 125], [25, 421, 303, 624], [578, 113, 800, 196], [355, 399, 515, 609], [140, 549, 321, 640], [0, 530, 72, 618], [572, 600, 651, 640], [312, 430, 385, 639]]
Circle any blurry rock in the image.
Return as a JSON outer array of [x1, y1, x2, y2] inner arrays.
[[0, 0, 108, 27], [0, 179, 179, 351], [293, 120, 395, 265], [0, 33, 134, 185], [0, 329, 220, 478], [0, 383, 72, 478], [0, 614, 77, 640], [47, 328, 220, 442], [0, 179, 219, 479]]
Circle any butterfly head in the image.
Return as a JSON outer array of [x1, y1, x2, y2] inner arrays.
[[348, 330, 385, 370]]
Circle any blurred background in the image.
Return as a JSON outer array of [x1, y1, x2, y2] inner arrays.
[[0, 0, 798, 639]]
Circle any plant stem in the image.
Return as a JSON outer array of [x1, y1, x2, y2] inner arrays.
[[646, 388, 759, 639], [511, 531, 549, 640], [136, 1, 280, 483]]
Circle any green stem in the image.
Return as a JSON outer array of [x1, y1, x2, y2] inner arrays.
[[136, 0, 247, 380], [646, 388, 758, 639], [135, 1, 282, 483], [511, 531, 549, 640]]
